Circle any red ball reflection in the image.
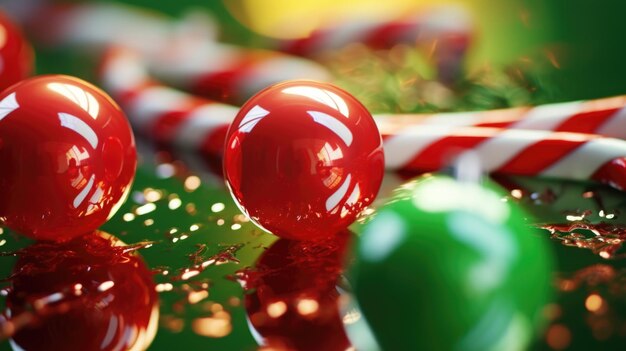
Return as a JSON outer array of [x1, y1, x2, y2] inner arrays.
[[0, 75, 136, 241], [243, 232, 352, 351], [223, 80, 384, 240], [0, 11, 33, 91], [5, 232, 158, 351]]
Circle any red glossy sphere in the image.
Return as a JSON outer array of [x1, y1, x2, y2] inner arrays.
[[0, 11, 34, 90], [244, 233, 352, 351], [0, 75, 136, 241], [223, 80, 384, 240], [6, 232, 159, 351]]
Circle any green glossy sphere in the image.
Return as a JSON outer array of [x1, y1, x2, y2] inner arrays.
[[350, 175, 554, 351]]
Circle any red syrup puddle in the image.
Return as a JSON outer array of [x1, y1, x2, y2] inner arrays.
[[171, 244, 242, 281], [231, 232, 353, 351], [538, 222, 626, 259]]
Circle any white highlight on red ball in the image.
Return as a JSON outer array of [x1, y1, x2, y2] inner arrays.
[[0, 92, 19, 122]]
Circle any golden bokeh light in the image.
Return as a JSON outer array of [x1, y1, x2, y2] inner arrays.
[[585, 293, 605, 313]]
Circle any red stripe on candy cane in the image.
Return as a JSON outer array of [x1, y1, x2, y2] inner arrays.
[[401, 133, 487, 170], [497, 138, 586, 175], [553, 108, 622, 134], [187, 54, 263, 103]]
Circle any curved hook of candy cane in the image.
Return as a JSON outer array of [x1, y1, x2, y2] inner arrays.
[[100, 47, 626, 191]]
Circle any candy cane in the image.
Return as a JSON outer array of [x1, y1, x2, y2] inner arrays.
[[100, 48, 237, 157], [35, 2, 475, 105], [146, 44, 332, 104], [100, 47, 626, 191], [102, 48, 626, 144], [383, 126, 626, 190], [145, 6, 472, 99], [275, 5, 472, 57], [69, 2, 626, 138]]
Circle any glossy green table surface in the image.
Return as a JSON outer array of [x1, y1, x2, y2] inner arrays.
[[1, 147, 626, 350]]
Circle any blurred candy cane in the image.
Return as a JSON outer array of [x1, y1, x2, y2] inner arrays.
[[17, 2, 210, 53], [43, 2, 626, 143], [276, 6, 472, 55], [101, 48, 626, 191], [275, 5, 472, 83], [22, 2, 331, 104], [24, 3, 475, 103], [147, 5, 473, 99], [100, 47, 237, 157], [146, 44, 331, 104]]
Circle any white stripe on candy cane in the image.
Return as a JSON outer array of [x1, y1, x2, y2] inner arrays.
[[127, 87, 192, 132], [383, 125, 459, 169], [511, 100, 585, 130], [541, 137, 626, 179], [594, 106, 626, 139], [172, 104, 238, 149], [472, 129, 555, 172]]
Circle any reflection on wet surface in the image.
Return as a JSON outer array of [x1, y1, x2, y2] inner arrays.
[[235, 232, 352, 350], [1, 232, 158, 351]]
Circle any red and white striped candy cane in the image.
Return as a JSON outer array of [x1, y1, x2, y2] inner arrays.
[[383, 126, 626, 190], [276, 6, 472, 57], [147, 6, 472, 99], [24, 3, 474, 105], [100, 48, 238, 157], [100, 47, 626, 191], [105, 47, 626, 146], [146, 45, 332, 104]]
